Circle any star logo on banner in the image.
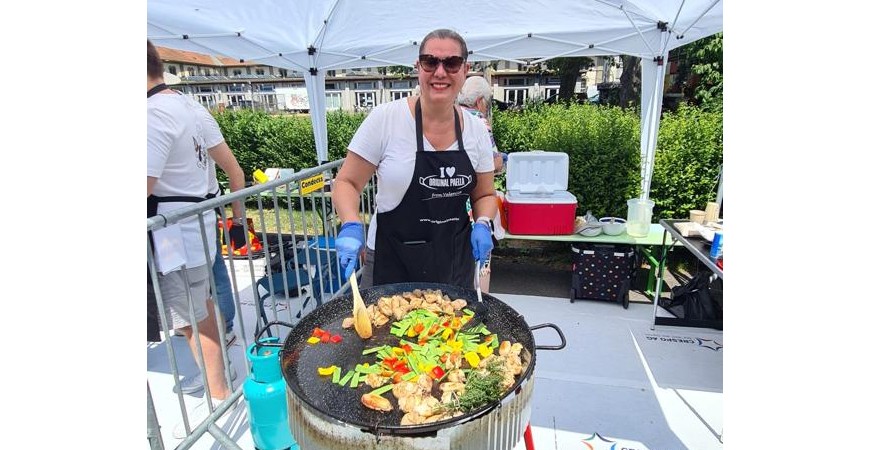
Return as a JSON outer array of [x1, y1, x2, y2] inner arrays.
[[581, 432, 617, 450], [697, 338, 723, 351]]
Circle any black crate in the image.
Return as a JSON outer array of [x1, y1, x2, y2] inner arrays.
[[570, 243, 637, 309]]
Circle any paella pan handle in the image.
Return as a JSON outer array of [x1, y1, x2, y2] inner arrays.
[[255, 320, 294, 349], [529, 323, 566, 350]]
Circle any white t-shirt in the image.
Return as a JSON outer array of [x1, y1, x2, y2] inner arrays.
[[195, 105, 227, 196], [348, 98, 495, 250], [147, 92, 216, 268]]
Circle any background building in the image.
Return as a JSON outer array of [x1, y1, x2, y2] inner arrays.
[[157, 47, 622, 113]]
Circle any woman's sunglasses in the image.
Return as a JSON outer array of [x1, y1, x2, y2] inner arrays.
[[418, 54, 466, 74]]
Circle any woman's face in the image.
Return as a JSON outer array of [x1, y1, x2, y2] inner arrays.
[[416, 38, 468, 105]]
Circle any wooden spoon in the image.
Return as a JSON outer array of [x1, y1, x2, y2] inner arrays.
[[349, 271, 372, 339]]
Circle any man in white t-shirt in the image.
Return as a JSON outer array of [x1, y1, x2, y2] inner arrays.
[[147, 41, 230, 432]]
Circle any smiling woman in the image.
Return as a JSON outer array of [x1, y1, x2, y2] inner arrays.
[[332, 28, 499, 291]]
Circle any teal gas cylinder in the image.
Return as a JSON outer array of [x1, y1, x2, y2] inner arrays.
[[243, 334, 298, 450]]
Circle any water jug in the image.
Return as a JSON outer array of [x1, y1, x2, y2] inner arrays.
[[244, 324, 297, 450], [626, 198, 655, 237]]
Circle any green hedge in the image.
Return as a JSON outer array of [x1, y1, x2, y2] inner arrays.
[[213, 109, 365, 180], [493, 103, 722, 220], [213, 104, 722, 221]]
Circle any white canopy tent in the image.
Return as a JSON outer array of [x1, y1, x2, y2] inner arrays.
[[147, 0, 722, 200]]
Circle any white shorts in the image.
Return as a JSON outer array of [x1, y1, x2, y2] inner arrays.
[[157, 264, 210, 329]]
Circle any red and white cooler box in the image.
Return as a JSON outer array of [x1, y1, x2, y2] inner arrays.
[[503, 151, 577, 235]]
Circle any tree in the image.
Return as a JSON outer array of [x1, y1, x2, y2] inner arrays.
[[546, 57, 594, 102], [669, 33, 723, 112], [618, 55, 641, 108]]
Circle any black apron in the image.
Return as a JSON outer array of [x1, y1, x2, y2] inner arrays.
[[373, 99, 476, 288]]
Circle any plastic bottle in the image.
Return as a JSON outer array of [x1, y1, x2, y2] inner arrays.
[[243, 337, 297, 450]]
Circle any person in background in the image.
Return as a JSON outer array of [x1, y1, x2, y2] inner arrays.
[[171, 99, 247, 396], [333, 29, 498, 289], [147, 39, 231, 438], [458, 75, 508, 292]]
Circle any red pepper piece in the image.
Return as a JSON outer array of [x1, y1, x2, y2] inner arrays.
[[330, 334, 342, 344]]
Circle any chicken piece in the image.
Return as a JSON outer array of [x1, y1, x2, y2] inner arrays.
[[501, 372, 515, 391], [365, 373, 388, 388], [422, 302, 443, 314], [341, 317, 355, 329], [401, 412, 424, 425], [377, 297, 394, 317], [367, 304, 376, 318], [442, 294, 451, 302], [413, 395, 441, 418], [398, 393, 423, 413], [416, 373, 433, 393], [440, 390, 456, 404], [409, 297, 423, 309], [447, 369, 466, 383], [444, 352, 462, 370], [451, 299, 467, 311], [424, 291, 440, 303], [372, 310, 390, 327], [361, 393, 393, 412], [510, 342, 524, 357], [423, 412, 447, 423], [439, 382, 466, 394], [441, 303, 454, 315], [412, 289, 423, 298], [498, 340, 512, 356], [402, 291, 414, 300], [505, 353, 523, 376], [392, 381, 421, 399]]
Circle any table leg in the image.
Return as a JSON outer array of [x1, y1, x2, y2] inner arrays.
[[650, 232, 672, 330]]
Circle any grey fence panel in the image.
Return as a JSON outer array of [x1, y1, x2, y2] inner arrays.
[[147, 158, 378, 449]]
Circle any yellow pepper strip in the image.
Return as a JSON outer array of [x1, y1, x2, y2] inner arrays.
[[448, 340, 463, 351], [478, 343, 493, 358], [393, 347, 405, 355], [306, 336, 320, 344], [317, 365, 336, 376], [465, 351, 481, 368], [442, 328, 453, 340]]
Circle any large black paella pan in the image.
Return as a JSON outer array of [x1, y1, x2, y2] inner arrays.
[[265, 282, 565, 436]]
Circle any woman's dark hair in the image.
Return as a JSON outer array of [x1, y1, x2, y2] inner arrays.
[[419, 29, 468, 60], [147, 40, 164, 79]]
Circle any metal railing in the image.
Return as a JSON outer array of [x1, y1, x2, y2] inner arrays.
[[147, 159, 375, 449]]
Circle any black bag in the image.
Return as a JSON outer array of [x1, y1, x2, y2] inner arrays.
[[667, 272, 719, 321], [570, 243, 636, 309]]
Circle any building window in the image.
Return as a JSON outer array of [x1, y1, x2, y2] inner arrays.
[[504, 88, 528, 106], [168, 66, 177, 75], [232, 69, 242, 76], [325, 92, 342, 110], [355, 91, 377, 109], [391, 90, 412, 100], [390, 80, 410, 89], [279, 69, 288, 77], [325, 83, 337, 90], [506, 78, 527, 87], [544, 88, 559, 99], [256, 68, 265, 75], [196, 86, 214, 93], [355, 81, 374, 90], [259, 84, 275, 92], [228, 84, 245, 92]]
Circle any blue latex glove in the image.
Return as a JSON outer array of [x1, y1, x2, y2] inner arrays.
[[470, 221, 494, 262], [336, 222, 365, 279]]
